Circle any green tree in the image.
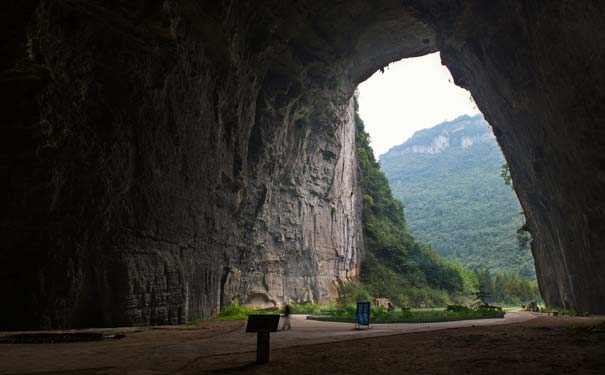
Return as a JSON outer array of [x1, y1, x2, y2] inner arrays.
[[501, 163, 512, 186]]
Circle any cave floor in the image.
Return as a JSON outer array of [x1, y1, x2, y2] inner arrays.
[[1, 312, 604, 374]]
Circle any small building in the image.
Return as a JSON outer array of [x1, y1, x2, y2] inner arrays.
[[373, 297, 395, 310]]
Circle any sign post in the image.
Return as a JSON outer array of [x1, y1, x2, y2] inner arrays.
[[245, 314, 280, 364], [355, 302, 371, 329], [256, 330, 270, 363]]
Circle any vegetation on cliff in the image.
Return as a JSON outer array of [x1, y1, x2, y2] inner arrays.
[[354, 99, 540, 307], [379, 115, 535, 279], [355, 98, 469, 306], [474, 269, 540, 305]]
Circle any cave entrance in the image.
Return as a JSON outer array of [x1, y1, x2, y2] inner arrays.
[[354, 53, 539, 307]]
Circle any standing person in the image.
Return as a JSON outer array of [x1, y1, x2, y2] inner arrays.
[[282, 304, 292, 330]]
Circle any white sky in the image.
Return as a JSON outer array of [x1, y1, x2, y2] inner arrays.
[[357, 52, 480, 157]]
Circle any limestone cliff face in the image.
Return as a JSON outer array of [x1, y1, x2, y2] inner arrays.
[[226, 99, 362, 309], [384, 115, 494, 157], [3, 0, 605, 328], [1, 1, 362, 329]]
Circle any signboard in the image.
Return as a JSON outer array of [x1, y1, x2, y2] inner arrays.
[[355, 302, 371, 328], [246, 314, 281, 364], [245, 314, 280, 333]]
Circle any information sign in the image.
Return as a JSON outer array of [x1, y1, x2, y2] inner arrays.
[[355, 302, 371, 328], [245, 314, 280, 333], [246, 314, 281, 364]]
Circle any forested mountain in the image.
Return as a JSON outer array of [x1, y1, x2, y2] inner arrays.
[[380, 115, 536, 279], [354, 101, 539, 306], [354, 99, 474, 306]]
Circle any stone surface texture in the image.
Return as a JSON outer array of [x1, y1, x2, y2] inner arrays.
[[2, 0, 604, 328], [428, 1, 605, 315]]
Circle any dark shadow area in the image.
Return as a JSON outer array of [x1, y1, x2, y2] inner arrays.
[[13, 368, 114, 375], [209, 362, 264, 374], [0, 332, 126, 344]]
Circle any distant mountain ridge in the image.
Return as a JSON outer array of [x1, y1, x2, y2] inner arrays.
[[380, 114, 536, 279], [382, 115, 494, 157]]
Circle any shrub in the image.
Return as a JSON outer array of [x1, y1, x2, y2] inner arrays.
[[290, 302, 321, 314], [308, 303, 505, 324], [475, 305, 504, 318], [337, 282, 372, 305], [215, 303, 276, 321], [371, 306, 391, 321], [540, 307, 577, 316], [446, 304, 471, 313]]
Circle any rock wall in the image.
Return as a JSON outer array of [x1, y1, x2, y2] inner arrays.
[[3, 0, 605, 328], [316, 0, 605, 314], [424, 1, 605, 314], [228, 98, 363, 310], [1, 1, 362, 329]]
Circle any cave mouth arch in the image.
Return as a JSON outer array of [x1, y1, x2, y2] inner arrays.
[[356, 53, 481, 159], [2, 1, 604, 330], [355, 54, 537, 284], [252, 0, 605, 316]]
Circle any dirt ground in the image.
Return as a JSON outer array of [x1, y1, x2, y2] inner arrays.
[[199, 316, 605, 375], [1, 314, 604, 374]]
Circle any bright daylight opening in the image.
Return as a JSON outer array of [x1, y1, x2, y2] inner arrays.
[[358, 53, 479, 158], [354, 52, 539, 311]]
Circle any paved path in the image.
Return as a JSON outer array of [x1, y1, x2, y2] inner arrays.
[[0, 312, 535, 374], [271, 311, 534, 347]]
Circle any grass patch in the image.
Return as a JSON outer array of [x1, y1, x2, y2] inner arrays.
[[308, 304, 504, 324], [188, 302, 332, 323], [214, 303, 279, 321], [290, 302, 322, 314], [540, 307, 577, 316]]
